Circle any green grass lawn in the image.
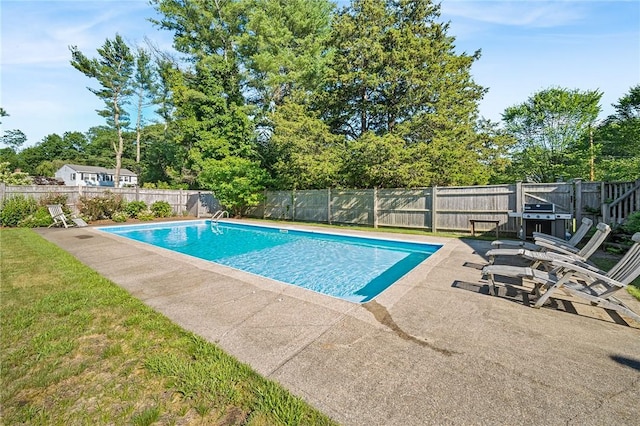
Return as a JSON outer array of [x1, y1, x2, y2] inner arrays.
[[0, 228, 336, 425]]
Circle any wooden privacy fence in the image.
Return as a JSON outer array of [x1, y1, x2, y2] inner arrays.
[[247, 179, 640, 235], [2, 179, 638, 234], [0, 184, 219, 217]]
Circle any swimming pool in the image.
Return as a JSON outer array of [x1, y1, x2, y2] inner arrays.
[[98, 221, 441, 303]]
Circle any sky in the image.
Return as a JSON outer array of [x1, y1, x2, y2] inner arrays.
[[1, 0, 639, 147]]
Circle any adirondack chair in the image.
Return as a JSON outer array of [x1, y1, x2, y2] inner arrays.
[[485, 222, 611, 270], [491, 217, 593, 251], [47, 204, 88, 228], [482, 233, 640, 323]]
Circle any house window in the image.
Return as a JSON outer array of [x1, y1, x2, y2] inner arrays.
[[71, 173, 76, 180]]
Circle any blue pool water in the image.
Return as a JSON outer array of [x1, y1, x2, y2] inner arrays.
[[98, 221, 441, 303]]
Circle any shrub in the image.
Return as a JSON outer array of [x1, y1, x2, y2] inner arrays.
[[198, 157, 268, 217], [136, 210, 155, 221], [78, 192, 126, 221], [142, 181, 188, 190], [37, 193, 72, 220], [0, 161, 32, 185], [151, 201, 173, 218], [18, 206, 54, 228], [111, 211, 129, 223], [125, 201, 148, 217], [0, 195, 38, 227], [623, 211, 640, 234], [39, 193, 69, 210]]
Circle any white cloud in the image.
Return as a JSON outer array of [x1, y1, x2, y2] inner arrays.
[[1, 1, 164, 67], [1, 0, 175, 145], [441, 0, 587, 28]]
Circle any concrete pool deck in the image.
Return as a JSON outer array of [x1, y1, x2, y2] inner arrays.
[[36, 221, 640, 425]]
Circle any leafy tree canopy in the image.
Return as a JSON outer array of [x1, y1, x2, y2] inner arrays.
[[265, 98, 344, 189], [1, 129, 27, 152], [592, 85, 640, 181], [198, 156, 269, 216], [502, 87, 602, 182]]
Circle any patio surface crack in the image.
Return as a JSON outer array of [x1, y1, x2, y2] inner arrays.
[[363, 300, 458, 356]]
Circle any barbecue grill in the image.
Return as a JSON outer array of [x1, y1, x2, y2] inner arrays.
[[521, 203, 571, 239]]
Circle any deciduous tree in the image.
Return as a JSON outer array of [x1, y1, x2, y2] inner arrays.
[[1, 130, 27, 153], [169, 57, 256, 186], [594, 85, 640, 180], [502, 87, 602, 182], [18, 132, 86, 174], [198, 156, 269, 216]]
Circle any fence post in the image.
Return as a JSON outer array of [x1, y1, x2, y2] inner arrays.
[[0, 182, 5, 202], [263, 190, 267, 219], [373, 187, 378, 228], [327, 188, 332, 224], [600, 182, 610, 224], [574, 178, 582, 228], [292, 189, 296, 221], [515, 181, 522, 211], [431, 186, 437, 233], [636, 179, 640, 212]]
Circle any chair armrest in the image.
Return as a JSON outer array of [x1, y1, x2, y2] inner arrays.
[[550, 259, 623, 288], [533, 233, 570, 246], [491, 240, 540, 250], [534, 239, 582, 256]]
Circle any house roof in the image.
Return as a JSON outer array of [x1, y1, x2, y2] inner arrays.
[[63, 164, 137, 176]]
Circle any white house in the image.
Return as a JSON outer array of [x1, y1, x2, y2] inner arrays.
[[55, 164, 138, 188]]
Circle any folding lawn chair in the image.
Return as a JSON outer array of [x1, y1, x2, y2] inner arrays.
[[47, 204, 88, 228]]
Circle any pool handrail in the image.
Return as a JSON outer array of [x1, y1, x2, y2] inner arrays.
[[211, 210, 229, 222]]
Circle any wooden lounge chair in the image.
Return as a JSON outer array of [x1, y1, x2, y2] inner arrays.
[[47, 204, 88, 228], [484, 222, 611, 269], [482, 233, 640, 322], [491, 217, 593, 251]]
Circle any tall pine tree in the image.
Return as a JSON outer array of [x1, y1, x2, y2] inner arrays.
[[70, 34, 134, 185], [320, 0, 486, 187]]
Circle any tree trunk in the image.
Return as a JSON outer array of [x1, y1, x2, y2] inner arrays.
[[113, 96, 122, 186], [361, 87, 368, 136], [136, 87, 143, 164]]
